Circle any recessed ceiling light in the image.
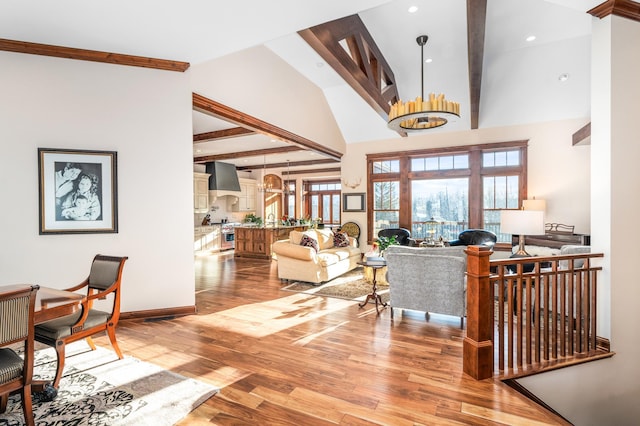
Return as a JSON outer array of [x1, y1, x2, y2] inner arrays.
[[425, 58, 433, 63], [558, 73, 570, 82], [195, 149, 201, 153], [526, 35, 536, 42], [408, 5, 418, 13]]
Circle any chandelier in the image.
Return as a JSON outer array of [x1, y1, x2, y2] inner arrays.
[[257, 155, 274, 193], [388, 35, 460, 132], [282, 160, 292, 196]]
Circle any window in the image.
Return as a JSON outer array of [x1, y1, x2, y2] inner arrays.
[[372, 181, 399, 236], [411, 178, 469, 241], [372, 160, 400, 174], [367, 142, 527, 244], [284, 180, 296, 217], [304, 180, 342, 225]]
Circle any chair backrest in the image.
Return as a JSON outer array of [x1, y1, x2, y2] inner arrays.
[[378, 228, 412, 246], [449, 229, 497, 247], [339, 222, 360, 240], [0, 285, 39, 346], [87, 255, 128, 320], [88, 255, 127, 291], [0, 285, 39, 384]]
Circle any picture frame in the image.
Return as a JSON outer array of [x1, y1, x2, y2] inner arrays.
[[38, 148, 118, 234], [342, 193, 366, 212]]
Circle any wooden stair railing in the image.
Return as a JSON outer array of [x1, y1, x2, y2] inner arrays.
[[464, 246, 612, 380]]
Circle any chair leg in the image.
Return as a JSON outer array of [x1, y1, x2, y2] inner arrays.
[[21, 385, 34, 426], [106, 325, 123, 359], [460, 317, 464, 329], [390, 307, 394, 319], [86, 336, 97, 351], [0, 393, 8, 413], [52, 340, 66, 389]]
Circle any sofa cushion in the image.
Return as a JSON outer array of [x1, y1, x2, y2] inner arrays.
[[290, 230, 317, 245], [272, 241, 315, 261], [333, 232, 350, 247], [317, 246, 358, 267], [315, 228, 335, 250], [300, 234, 319, 252], [560, 245, 590, 269]]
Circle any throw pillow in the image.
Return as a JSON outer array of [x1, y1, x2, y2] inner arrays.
[[300, 234, 319, 252], [333, 232, 350, 247]]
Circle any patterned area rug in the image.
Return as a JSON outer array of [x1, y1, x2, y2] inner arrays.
[[281, 267, 390, 304], [0, 342, 218, 426]]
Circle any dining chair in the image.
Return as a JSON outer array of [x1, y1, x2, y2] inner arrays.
[[0, 284, 39, 426], [34, 254, 128, 390]]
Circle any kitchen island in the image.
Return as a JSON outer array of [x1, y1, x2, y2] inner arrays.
[[235, 225, 308, 259]]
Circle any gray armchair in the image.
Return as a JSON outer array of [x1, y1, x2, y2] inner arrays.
[[384, 245, 467, 328]]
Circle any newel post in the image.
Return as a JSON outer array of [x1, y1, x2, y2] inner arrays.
[[463, 245, 493, 380]]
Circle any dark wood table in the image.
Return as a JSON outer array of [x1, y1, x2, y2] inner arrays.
[[357, 261, 388, 314], [34, 286, 85, 324]]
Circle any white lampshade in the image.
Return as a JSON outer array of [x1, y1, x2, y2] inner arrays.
[[500, 210, 545, 236], [522, 198, 546, 211]]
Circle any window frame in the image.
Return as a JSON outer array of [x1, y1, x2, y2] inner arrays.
[[366, 141, 528, 246], [303, 179, 342, 224]]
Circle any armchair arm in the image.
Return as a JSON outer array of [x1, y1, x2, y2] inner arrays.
[[272, 240, 316, 261], [64, 276, 90, 292]]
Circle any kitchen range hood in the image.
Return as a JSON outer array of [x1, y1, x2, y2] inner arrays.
[[206, 161, 241, 199]]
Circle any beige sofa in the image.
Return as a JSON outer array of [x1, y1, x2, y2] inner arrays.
[[272, 228, 361, 284]]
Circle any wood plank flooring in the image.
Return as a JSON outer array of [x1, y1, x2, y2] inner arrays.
[[92, 252, 571, 425]]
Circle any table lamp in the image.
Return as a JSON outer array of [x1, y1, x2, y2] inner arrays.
[[522, 197, 546, 212], [500, 209, 544, 256]]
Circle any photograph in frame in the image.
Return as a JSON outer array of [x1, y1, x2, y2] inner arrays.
[[38, 148, 118, 234], [343, 193, 366, 212]]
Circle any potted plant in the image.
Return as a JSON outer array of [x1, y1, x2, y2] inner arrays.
[[376, 235, 399, 255]]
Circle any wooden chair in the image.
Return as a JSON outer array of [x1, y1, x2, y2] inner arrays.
[[0, 284, 39, 426], [34, 255, 128, 390]]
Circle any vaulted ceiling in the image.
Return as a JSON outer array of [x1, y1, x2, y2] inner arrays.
[[1, 0, 604, 174]]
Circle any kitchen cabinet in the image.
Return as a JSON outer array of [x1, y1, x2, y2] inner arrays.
[[194, 172, 210, 213], [194, 225, 221, 252], [234, 225, 307, 259], [229, 178, 257, 212]]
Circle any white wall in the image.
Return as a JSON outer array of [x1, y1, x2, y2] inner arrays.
[[342, 117, 592, 249], [517, 15, 640, 425], [191, 45, 347, 156], [0, 51, 195, 312]]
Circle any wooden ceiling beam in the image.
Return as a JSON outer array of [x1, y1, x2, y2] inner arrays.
[[194, 146, 303, 164], [467, 0, 487, 130], [588, 0, 640, 21], [283, 167, 341, 176], [193, 127, 256, 143], [0, 38, 190, 72], [193, 93, 342, 161], [573, 122, 591, 146], [298, 14, 405, 136], [237, 158, 338, 171]]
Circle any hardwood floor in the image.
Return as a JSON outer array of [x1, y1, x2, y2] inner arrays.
[[93, 252, 571, 425]]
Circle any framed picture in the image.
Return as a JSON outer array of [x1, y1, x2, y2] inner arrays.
[[343, 193, 366, 212], [38, 148, 118, 234]]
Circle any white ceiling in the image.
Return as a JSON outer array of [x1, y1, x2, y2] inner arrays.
[[0, 0, 600, 171]]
